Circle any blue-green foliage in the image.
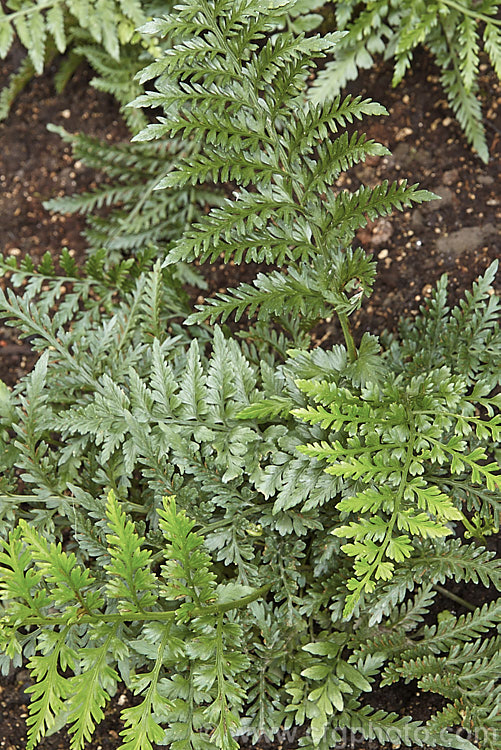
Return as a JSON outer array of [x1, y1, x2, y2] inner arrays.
[[0, 253, 499, 748], [43, 125, 223, 261]]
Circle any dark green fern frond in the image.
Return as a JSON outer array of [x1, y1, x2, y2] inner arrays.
[[0, 0, 157, 119], [131, 0, 435, 329], [72, 39, 149, 133]]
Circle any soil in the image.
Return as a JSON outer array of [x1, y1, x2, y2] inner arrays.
[[0, 33, 500, 750]]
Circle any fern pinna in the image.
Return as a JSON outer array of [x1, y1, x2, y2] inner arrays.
[[0, 1, 500, 749], [0, 493, 264, 750], [43, 125, 224, 259]]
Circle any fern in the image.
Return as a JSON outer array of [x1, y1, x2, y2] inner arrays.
[[3, 488, 496, 750], [0, 52, 37, 120], [308, 0, 501, 161], [0, 2, 499, 749], [294, 348, 500, 614], [1, 262, 498, 747], [130, 0, 434, 337], [0, 493, 266, 750], [0, 0, 169, 122], [43, 122, 223, 262]]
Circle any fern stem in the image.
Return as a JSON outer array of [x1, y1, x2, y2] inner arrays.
[[432, 583, 476, 612], [439, 0, 501, 27], [338, 312, 357, 361], [17, 583, 273, 627], [214, 612, 232, 740], [0, 1, 55, 24]]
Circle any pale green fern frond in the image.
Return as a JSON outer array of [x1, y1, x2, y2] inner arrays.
[[294, 365, 500, 614], [105, 490, 158, 612]]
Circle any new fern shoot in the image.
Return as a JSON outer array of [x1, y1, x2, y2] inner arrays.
[[0, 1, 499, 750]]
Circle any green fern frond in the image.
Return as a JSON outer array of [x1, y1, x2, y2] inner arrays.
[[65, 632, 120, 750], [45, 126, 220, 256], [0, 0, 147, 73], [187, 268, 326, 325], [18, 518, 101, 612], [25, 628, 76, 750], [0, 53, 36, 120], [294, 361, 499, 613], [119, 626, 172, 750], [336, 703, 464, 749], [160, 501, 257, 616], [105, 490, 158, 612], [402, 599, 501, 658], [133, 0, 433, 332], [305, 0, 500, 160], [286, 96, 388, 153], [393, 260, 500, 381], [484, 18, 501, 79], [440, 61, 488, 162]]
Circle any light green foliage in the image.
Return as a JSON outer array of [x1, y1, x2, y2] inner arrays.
[[0, 493, 259, 750], [310, 0, 501, 161], [0, 2, 499, 749], [294, 358, 500, 614]]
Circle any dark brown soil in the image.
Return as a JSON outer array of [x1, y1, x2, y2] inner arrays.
[[0, 36, 499, 750]]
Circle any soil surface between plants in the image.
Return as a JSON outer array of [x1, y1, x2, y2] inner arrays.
[[0, 40, 500, 750]]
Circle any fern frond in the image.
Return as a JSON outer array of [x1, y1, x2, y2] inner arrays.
[[394, 260, 500, 381], [25, 628, 76, 750], [0, 0, 147, 73], [337, 704, 455, 749], [286, 96, 388, 154], [119, 626, 172, 750], [66, 631, 120, 750], [403, 599, 501, 657], [484, 18, 501, 79], [295, 361, 499, 613], [0, 53, 36, 120], [304, 0, 499, 160], [105, 491, 158, 612], [134, 0, 432, 330], [187, 268, 326, 325], [18, 518, 102, 612]]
